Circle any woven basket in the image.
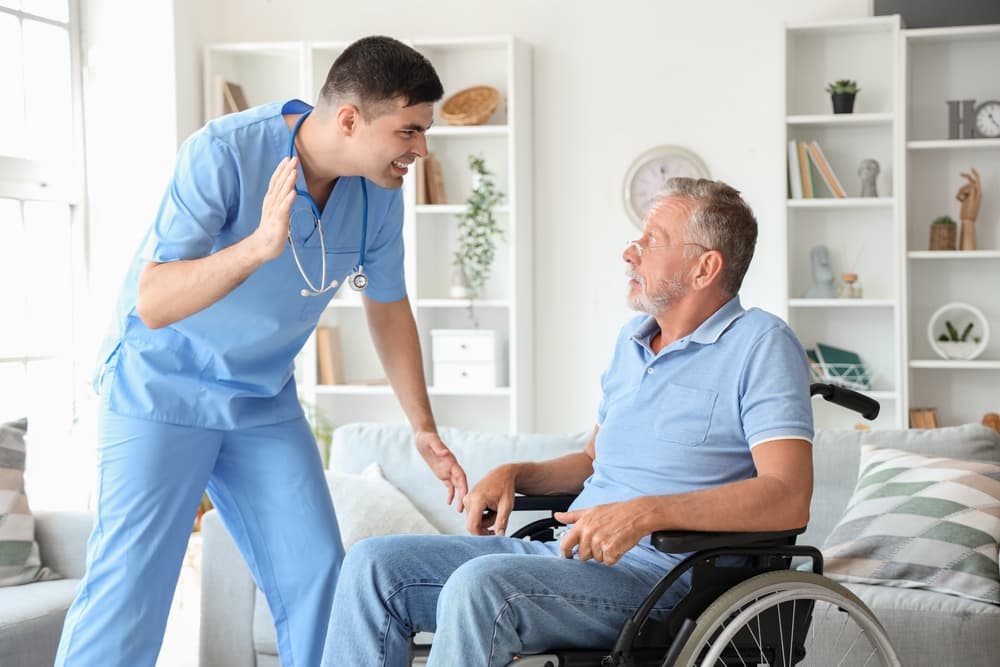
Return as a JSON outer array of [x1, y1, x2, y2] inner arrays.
[[440, 86, 500, 126]]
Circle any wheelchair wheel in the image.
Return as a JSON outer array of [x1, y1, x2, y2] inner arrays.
[[671, 570, 900, 667]]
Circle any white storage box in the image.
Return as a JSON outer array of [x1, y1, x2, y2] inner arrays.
[[431, 329, 499, 390]]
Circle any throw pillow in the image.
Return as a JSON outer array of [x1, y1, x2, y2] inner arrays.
[[821, 445, 1000, 605], [0, 417, 57, 586], [325, 462, 441, 551]]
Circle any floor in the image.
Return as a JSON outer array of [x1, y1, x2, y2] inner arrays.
[[156, 533, 202, 667]]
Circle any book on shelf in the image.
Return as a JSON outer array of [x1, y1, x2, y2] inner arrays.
[[222, 80, 249, 115], [424, 154, 447, 205], [806, 141, 846, 198], [796, 141, 814, 198], [315, 326, 345, 385], [787, 140, 803, 199], [414, 157, 428, 205]]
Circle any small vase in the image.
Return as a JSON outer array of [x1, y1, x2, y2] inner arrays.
[[449, 263, 472, 299], [831, 92, 855, 114], [929, 223, 956, 251]]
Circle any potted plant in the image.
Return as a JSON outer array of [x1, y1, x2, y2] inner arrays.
[[929, 215, 957, 251], [936, 319, 982, 360], [452, 154, 505, 316], [826, 79, 860, 114]]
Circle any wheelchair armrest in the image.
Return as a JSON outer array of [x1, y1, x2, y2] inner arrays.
[[511, 494, 576, 513], [651, 527, 805, 553]]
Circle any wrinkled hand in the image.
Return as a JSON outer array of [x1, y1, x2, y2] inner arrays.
[[414, 431, 469, 512], [253, 156, 298, 262], [554, 498, 653, 566], [462, 465, 518, 536]]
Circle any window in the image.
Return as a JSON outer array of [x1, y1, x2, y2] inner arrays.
[[0, 0, 90, 509]]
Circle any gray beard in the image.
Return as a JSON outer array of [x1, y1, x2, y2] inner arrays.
[[627, 271, 688, 315]]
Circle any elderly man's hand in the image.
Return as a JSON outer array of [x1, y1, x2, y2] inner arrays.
[[554, 498, 654, 566], [463, 464, 519, 536]]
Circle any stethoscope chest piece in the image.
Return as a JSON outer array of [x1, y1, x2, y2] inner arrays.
[[348, 270, 368, 291]]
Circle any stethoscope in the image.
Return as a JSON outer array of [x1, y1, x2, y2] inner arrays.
[[286, 110, 369, 297]]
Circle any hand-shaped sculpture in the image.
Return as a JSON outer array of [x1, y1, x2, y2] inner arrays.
[[955, 168, 981, 250]]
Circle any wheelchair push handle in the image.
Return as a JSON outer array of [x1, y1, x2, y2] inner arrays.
[[810, 382, 879, 421]]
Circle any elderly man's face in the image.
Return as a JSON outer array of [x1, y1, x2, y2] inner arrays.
[[623, 197, 702, 315]]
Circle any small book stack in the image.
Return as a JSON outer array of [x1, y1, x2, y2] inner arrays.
[[787, 140, 846, 199]]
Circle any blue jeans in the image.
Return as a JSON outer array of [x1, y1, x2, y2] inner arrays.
[[322, 534, 688, 667]]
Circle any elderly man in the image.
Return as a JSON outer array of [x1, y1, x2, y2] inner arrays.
[[322, 178, 814, 667]]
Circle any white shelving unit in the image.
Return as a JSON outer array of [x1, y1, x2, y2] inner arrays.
[[783, 16, 904, 429], [784, 16, 1000, 429], [204, 36, 533, 433], [904, 23, 1000, 428]]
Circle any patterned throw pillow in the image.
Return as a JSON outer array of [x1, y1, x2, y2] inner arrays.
[[821, 445, 1000, 605], [0, 418, 57, 586]]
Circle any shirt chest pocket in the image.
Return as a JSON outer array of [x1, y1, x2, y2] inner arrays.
[[650, 383, 719, 446]]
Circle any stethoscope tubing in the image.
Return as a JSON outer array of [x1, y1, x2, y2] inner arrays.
[[286, 109, 368, 296]]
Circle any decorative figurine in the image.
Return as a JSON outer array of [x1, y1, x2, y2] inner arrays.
[[857, 158, 880, 197], [955, 168, 981, 251], [802, 245, 838, 298]]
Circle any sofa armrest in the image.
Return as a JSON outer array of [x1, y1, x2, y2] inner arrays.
[[34, 510, 93, 579], [199, 509, 257, 667]]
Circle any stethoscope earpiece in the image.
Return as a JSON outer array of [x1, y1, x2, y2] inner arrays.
[[287, 109, 369, 298]]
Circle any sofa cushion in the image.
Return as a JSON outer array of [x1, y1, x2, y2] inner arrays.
[[329, 423, 590, 535], [326, 462, 440, 551], [0, 418, 59, 587], [821, 445, 1000, 605], [0, 578, 80, 667], [805, 423, 1000, 547]]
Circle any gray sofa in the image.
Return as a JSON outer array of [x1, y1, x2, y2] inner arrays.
[[0, 511, 92, 667], [200, 422, 1000, 667]]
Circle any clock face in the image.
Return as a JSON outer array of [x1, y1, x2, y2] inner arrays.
[[623, 146, 710, 227], [975, 100, 1000, 138]]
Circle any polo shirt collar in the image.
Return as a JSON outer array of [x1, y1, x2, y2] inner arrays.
[[631, 296, 746, 351]]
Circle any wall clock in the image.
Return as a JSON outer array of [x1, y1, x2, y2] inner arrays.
[[623, 145, 710, 228]]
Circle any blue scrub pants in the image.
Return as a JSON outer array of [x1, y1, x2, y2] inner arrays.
[[55, 409, 343, 667]]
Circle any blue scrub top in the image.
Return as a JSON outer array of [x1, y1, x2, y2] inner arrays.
[[570, 297, 814, 565], [95, 100, 407, 429]]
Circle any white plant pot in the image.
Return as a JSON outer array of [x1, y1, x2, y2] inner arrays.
[[935, 341, 980, 360], [927, 302, 989, 361]]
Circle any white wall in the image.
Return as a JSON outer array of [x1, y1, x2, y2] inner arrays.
[[90, 0, 874, 433]]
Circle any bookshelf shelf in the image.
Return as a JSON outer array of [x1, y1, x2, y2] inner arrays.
[[786, 112, 894, 127], [415, 204, 511, 214], [909, 360, 1000, 370], [426, 125, 510, 137], [789, 298, 896, 308], [908, 250, 1000, 260], [416, 299, 511, 308], [907, 139, 1000, 150], [787, 197, 894, 208]]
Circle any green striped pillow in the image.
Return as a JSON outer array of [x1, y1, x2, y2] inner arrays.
[[0, 418, 57, 587], [821, 445, 1000, 605]]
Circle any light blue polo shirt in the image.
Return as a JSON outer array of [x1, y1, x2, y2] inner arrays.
[[569, 296, 813, 564], [93, 100, 407, 429]]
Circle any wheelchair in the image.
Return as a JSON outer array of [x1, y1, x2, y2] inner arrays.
[[414, 382, 900, 667]]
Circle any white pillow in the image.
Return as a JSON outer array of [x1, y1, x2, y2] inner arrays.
[[325, 462, 441, 551]]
